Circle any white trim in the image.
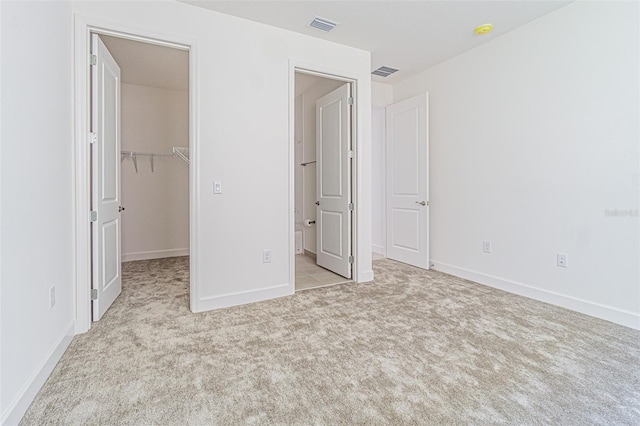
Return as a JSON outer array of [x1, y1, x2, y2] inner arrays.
[[121, 248, 189, 262], [73, 15, 199, 332], [289, 59, 368, 290], [1, 322, 75, 426], [360, 269, 375, 282], [431, 260, 640, 330], [195, 284, 291, 313]]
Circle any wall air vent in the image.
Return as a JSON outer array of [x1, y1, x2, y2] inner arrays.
[[310, 17, 338, 32], [372, 66, 399, 78]]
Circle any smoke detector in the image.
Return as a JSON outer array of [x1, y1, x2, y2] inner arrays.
[[372, 66, 399, 78], [310, 17, 338, 32]]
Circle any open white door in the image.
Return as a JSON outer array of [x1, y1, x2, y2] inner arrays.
[[386, 93, 429, 269], [91, 34, 122, 320], [316, 83, 352, 278]]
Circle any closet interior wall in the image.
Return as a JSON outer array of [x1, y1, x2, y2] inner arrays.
[[120, 83, 189, 261]]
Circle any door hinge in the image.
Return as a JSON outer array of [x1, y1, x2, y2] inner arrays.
[[348, 202, 354, 211], [348, 255, 354, 264], [90, 211, 97, 222], [90, 54, 97, 66], [347, 150, 354, 158], [91, 289, 98, 300], [89, 132, 97, 144], [347, 96, 354, 105]]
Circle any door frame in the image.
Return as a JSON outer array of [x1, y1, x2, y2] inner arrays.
[[288, 61, 364, 291], [73, 16, 199, 333]]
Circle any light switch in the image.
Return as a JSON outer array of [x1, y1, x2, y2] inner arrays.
[[213, 180, 222, 194]]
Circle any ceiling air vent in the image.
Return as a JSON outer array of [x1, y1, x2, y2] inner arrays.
[[372, 66, 399, 78], [310, 17, 338, 32]]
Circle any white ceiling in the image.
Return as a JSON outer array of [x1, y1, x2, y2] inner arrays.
[[182, 0, 571, 84], [100, 35, 189, 91]]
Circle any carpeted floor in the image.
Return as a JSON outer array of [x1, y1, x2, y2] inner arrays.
[[20, 256, 640, 425]]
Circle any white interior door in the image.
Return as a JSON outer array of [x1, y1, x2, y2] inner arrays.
[[91, 34, 122, 320], [316, 83, 352, 278], [386, 93, 429, 269]]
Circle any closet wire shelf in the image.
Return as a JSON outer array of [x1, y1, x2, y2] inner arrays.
[[121, 146, 189, 173]]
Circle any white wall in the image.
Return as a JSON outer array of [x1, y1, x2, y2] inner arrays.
[[1, 2, 75, 423], [371, 107, 386, 256], [371, 82, 392, 257], [297, 77, 344, 254], [393, 1, 640, 329], [294, 93, 303, 238], [372, 81, 393, 107], [120, 83, 189, 261], [71, 0, 372, 311]]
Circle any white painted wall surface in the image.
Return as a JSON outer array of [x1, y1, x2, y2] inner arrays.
[[299, 77, 344, 254], [1, 2, 75, 423], [371, 82, 392, 256], [371, 107, 386, 256], [120, 83, 189, 261], [393, 1, 640, 329], [294, 93, 303, 232], [372, 81, 393, 107], [71, 1, 373, 310]]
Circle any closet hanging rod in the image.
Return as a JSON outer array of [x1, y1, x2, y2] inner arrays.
[[120, 150, 173, 158], [300, 160, 316, 166]]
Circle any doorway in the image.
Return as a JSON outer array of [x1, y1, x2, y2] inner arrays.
[[76, 27, 195, 328], [293, 71, 354, 291]]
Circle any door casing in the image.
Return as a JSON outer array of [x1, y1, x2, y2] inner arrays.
[[74, 17, 199, 333]]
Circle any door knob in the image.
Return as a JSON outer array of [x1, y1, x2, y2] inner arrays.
[[119, 206, 125, 212], [415, 201, 426, 206], [315, 201, 320, 206]]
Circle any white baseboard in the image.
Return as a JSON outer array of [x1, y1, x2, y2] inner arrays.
[[358, 269, 375, 283], [2, 322, 75, 426], [193, 283, 292, 313], [431, 260, 640, 330], [122, 248, 189, 262], [372, 244, 385, 256]]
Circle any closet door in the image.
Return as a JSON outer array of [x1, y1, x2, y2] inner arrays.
[[386, 93, 430, 269], [91, 34, 123, 320], [316, 83, 352, 279]]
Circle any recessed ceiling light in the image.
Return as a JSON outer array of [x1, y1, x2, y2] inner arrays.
[[475, 23, 493, 35], [310, 17, 338, 32], [372, 66, 399, 78]]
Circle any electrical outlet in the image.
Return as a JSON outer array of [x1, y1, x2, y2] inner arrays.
[[557, 253, 568, 268], [482, 240, 492, 253], [49, 286, 56, 308], [263, 249, 272, 263]]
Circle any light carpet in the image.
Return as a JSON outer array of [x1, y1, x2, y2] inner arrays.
[[20, 257, 640, 425]]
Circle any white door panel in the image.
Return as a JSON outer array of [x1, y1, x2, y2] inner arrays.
[[386, 93, 429, 269], [316, 84, 352, 278], [92, 34, 122, 320]]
